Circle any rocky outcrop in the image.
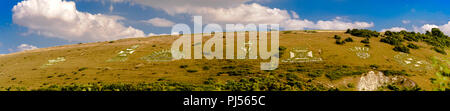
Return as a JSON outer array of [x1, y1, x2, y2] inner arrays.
[[357, 71, 415, 91]]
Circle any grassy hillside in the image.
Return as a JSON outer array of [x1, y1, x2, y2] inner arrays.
[[0, 30, 448, 91]]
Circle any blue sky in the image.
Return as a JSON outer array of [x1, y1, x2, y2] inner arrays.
[[0, 0, 449, 54]]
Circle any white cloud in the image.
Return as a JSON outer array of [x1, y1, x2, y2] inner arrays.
[[123, 0, 254, 15], [108, 0, 374, 30], [143, 18, 175, 27], [191, 3, 291, 25], [283, 19, 315, 30], [108, 1, 296, 25], [291, 11, 299, 19], [147, 32, 180, 37], [421, 24, 440, 31], [13, 0, 146, 42], [402, 20, 411, 24], [314, 17, 374, 30], [17, 44, 38, 52], [413, 21, 450, 35], [381, 27, 408, 32], [283, 17, 374, 30]]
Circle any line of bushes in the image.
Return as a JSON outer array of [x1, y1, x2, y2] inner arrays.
[[346, 29, 380, 38], [381, 28, 449, 54]]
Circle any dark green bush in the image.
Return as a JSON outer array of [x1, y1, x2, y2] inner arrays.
[[369, 64, 379, 69], [179, 65, 188, 68], [279, 46, 287, 57], [202, 66, 210, 70], [187, 69, 198, 73], [380, 35, 404, 45], [307, 70, 324, 78], [334, 35, 342, 39], [335, 39, 346, 45], [203, 78, 216, 84], [382, 70, 409, 76], [433, 47, 447, 55], [361, 38, 370, 44], [78, 67, 88, 71], [407, 43, 420, 49], [393, 45, 410, 53], [346, 29, 380, 38], [344, 37, 354, 42]]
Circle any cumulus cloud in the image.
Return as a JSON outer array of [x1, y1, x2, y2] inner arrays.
[[314, 17, 374, 30], [107, 0, 375, 30], [191, 3, 291, 25], [381, 27, 408, 32], [283, 19, 315, 30], [290, 11, 300, 19], [13, 0, 146, 42], [143, 18, 175, 27], [413, 21, 450, 35], [117, 0, 254, 14], [17, 44, 38, 52], [283, 17, 374, 30]]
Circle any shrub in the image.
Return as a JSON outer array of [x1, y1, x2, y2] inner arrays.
[[179, 65, 188, 68], [334, 35, 342, 39], [187, 69, 198, 73], [344, 37, 354, 42], [382, 70, 409, 76], [369, 64, 379, 69], [407, 43, 420, 49], [433, 47, 447, 55], [202, 66, 210, 70], [347, 83, 355, 88], [157, 78, 166, 81], [78, 67, 88, 71], [346, 29, 380, 38], [380, 35, 404, 45], [204, 78, 215, 84], [379, 28, 449, 49], [393, 45, 410, 53], [285, 73, 299, 81], [222, 66, 237, 69], [431, 28, 445, 37], [384, 31, 393, 36], [335, 40, 346, 45], [279, 46, 287, 57], [441, 71, 450, 77], [307, 70, 324, 78], [404, 34, 420, 42], [360, 38, 370, 44]]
